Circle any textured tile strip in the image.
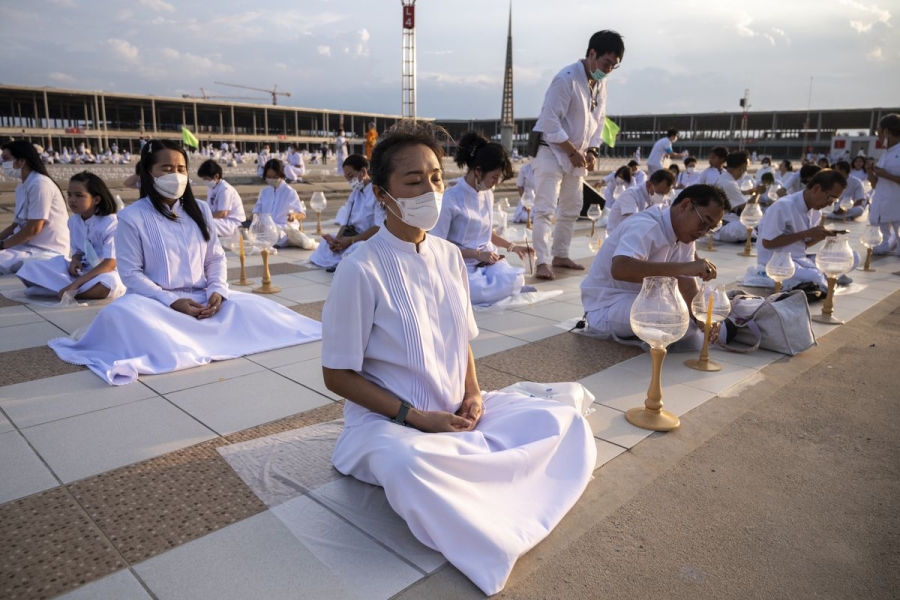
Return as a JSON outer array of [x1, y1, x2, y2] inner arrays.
[[225, 401, 343, 444], [0, 295, 23, 308], [0, 345, 86, 389], [226, 261, 311, 280], [288, 300, 326, 323]]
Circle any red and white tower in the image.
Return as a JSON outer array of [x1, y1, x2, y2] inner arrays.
[[401, 1, 416, 119]]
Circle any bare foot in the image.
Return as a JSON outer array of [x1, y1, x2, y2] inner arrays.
[[534, 263, 556, 280], [552, 257, 585, 270]]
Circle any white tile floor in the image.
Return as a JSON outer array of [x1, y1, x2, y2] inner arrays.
[[55, 570, 153, 600], [0, 430, 59, 503]]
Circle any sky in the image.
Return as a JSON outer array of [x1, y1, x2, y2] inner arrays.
[[1, 0, 898, 120]]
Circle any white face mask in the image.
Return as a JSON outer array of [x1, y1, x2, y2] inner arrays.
[[615, 177, 625, 185], [651, 192, 667, 205], [153, 173, 188, 199], [2, 160, 22, 179], [349, 177, 365, 192], [385, 190, 443, 231], [204, 179, 218, 189], [265, 178, 281, 188], [686, 166, 695, 174]]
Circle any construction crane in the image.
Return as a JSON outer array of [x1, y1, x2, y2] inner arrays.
[[214, 82, 291, 106], [181, 88, 257, 101]]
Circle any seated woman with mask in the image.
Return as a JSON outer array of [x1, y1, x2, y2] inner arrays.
[[308, 154, 384, 271], [431, 131, 534, 306], [252, 159, 314, 249], [321, 120, 595, 596], [50, 140, 321, 385]]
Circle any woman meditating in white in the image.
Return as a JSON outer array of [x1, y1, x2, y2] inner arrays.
[[431, 131, 534, 306], [321, 121, 595, 596], [50, 140, 321, 385]]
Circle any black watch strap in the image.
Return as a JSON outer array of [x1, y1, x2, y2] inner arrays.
[[392, 401, 412, 426]]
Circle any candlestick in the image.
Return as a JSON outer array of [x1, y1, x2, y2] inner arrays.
[[252, 249, 281, 295], [737, 228, 755, 256], [627, 347, 681, 430], [863, 248, 875, 272], [229, 230, 255, 287]]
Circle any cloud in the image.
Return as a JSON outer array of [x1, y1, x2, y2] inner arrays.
[[841, 0, 892, 32], [420, 72, 499, 87], [139, 0, 174, 12], [107, 38, 139, 62], [317, 45, 331, 57], [48, 72, 76, 84], [735, 14, 777, 45], [355, 28, 371, 57], [867, 47, 885, 60], [49, 0, 77, 6], [156, 48, 232, 74]]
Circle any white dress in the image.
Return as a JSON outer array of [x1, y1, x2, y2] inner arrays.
[[335, 136, 348, 173], [16, 213, 125, 298], [309, 183, 383, 269], [321, 226, 595, 596], [49, 198, 322, 385], [512, 163, 535, 223], [868, 140, 900, 254], [431, 179, 525, 306], [207, 180, 246, 239], [252, 181, 307, 247], [0, 171, 70, 274]]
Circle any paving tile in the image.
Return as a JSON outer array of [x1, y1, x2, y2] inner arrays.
[[273, 357, 340, 401], [611, 351, 759, 395], [514, 300, 585, 322], [0, 321, 66, 352], [477, 310, 567, 342], [0, 430, 59, 503], [0, 411, 12, 433], [469, 329, 528, 359], [55, 570, 153, 600], [309, 477, 447, 573], [594, 437, 627, 470], [251, 293, 297, 307], [289, 300, 326, 322], [70, 439, 265, 564], [0, 344, 86, 388], [594, 382, 715, 419], [21, 397, 217, 483], [0, 487, 126, 600], [707, 346, 786, 369], [0, 294, 23, 307], [226, 260, 309, 280], [0, 275, 26, 292], [293, 268, 336, 284], [584, 403, 654, 449], [0, 305, 43, 328], [165, 371, 332, 435], [272, 283, 331, 304], [140, 357, 265, 395], [225, 401, 344, 444], [246, 340, 323, 369], [0, 371, 158, 429], [134, 506, 423, 600], [474, 363, 527, 391], [34, 304, 105, 335]]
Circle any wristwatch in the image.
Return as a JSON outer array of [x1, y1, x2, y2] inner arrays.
[[0, 240, 4, 250], [392, 400, 413, 426]]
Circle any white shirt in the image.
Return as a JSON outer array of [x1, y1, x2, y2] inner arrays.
[[698, 166, 721, 186], [69, 213, 117, 267], [632, 169, 647, 187], [116, 197, 229, 307], [715, 171, 747, 210], [870, 140, 900, 224], [841, 175, 866, 205], [754, 165, 775, 183], [534, 60, 606, 175], [677, 170, 702, 188], [605, 176, 634, 207], [288, 151, 306, 175], [252, 181, 305, 226], [648, 136, 674, 170], [432, 178, 495, 266], [12, 171, 70, 255], [321, 226, 478, 428], [343, 183, 384, 233], [516, 163, 535, 194], [755, 191, 820, 266], [581, 206, 694, 312], [850, 168, 867, 181], [607, 184, 650, 233], [207, 180, 246, 227]]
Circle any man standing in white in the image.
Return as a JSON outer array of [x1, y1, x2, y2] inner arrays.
[[647, 129, 680, 176], [868, 113, 900, 255], [530, 30, 625, 280]]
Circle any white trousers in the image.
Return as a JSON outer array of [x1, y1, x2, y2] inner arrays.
[[467, 260, 525, 306], [0, 247, 58, 274], [532, 146, 583, 265], [825, 206, 864, 220], [585, 293, 705, 352], [871, 222, 900, 255], [16, 255, 125, 299]]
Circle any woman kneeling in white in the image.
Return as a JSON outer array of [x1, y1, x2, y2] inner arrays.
[[431, 131, 534, 306], [253, 159, 314, 249], [321, 121, 595, 596], [17, 172, 124, 300], [309, 154, 383, 271], [50, 140, 321, 385]]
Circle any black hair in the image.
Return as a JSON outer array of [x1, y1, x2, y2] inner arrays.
[[2, 140, 52, 179], [807, 169, 846, 191], [725, 151, 750, 170], [139, 139, 210, 241], [878, 113, 900, 137], [816, 157, 831, 168], [649, 169, 676, 186], [69, 171, 117, 216], [586, 30, 625, 60], [667, 164, 680, 174], [455, 131, 515, 182], [709, 146, 728, 159], [799, 164, 821, 184], [342, 154, 369, 171], [263, 158, 286, 179], [197, 159, 223, 179], [672, 184, 731, 212], [834, 160, 851, 174], [781, 159, 793, 171], [369, 120, 450, 194], [684, 156, 698, 166], [627, 159, 639, 168], [666, 129, 679, 138], [851, 156, 866, 169], [614, 165, 632, 183], [760, 172, 775, 183], [761, 156, 771, 165]]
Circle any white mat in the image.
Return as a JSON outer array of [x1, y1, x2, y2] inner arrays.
[[472, 289, 563, 312]]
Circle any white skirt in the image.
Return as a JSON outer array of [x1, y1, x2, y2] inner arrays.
[[17, 255, 125, 299], [332, 387, 596, 596], [468, 259, 525, 307], [307, 238, 364, 269], [0, 247, 59, 274], [49, 290, 322, 385]]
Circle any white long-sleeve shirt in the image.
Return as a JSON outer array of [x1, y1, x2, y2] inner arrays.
[[533, 60, 606, 176], [115, 197, 229, 306], [207, 179, 246, 229], [252, 181, 305, 226], [431, 178, 495, 267], [11, 171, 70, 255]]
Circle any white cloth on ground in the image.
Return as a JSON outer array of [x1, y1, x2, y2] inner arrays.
[[432, 178, 525, 305], [49, 197, 321, 384], [309, 183, 383, 269], [321, 226, 595, 596]]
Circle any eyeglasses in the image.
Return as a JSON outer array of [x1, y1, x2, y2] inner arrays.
[[597, 56, 621, 73], [691, 201, 716, 233]]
